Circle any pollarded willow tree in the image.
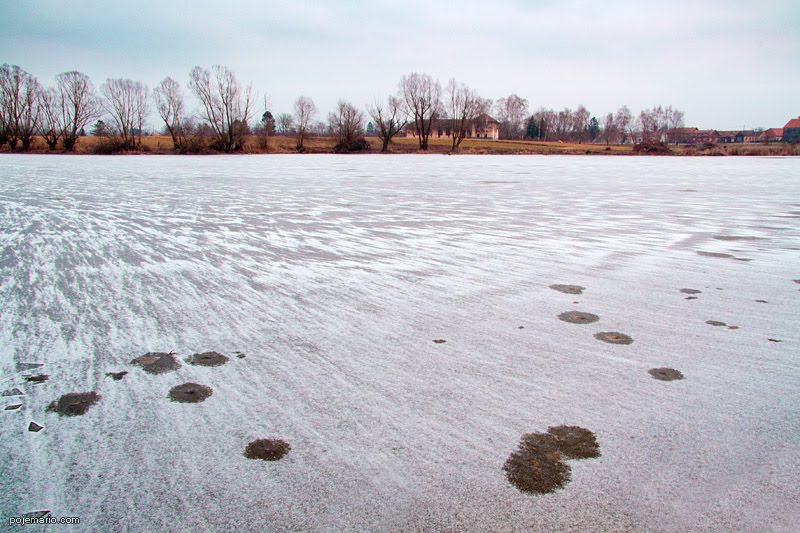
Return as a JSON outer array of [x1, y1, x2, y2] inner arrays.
[[38, 87, 63, 150], [154, 77, 186, 150], [101, 78, 150, 150], [445, 78, 485, 150], [57, 71, 101, 151], [368, 95, 406, 152], [0, 64, 43, 150], [293, 95, 317, 151], [188, 65, 254, 152], [399, 72, 441, 150]]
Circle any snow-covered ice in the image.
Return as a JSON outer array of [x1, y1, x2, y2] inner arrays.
[[1, 154, 799, 531]]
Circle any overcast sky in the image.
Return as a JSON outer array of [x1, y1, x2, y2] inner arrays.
[[2, 0, 798, 130]]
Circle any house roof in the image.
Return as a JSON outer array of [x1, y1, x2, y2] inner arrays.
[[764, 128, 784, 136], [784, 116, 800, 129]]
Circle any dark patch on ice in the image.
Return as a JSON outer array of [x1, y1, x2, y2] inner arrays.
[[504, 426, 600, 494], [558, 311, 600, 324], [727, 325, 739, 330], [680, 288, 701, 294], [28, 421, 44, 432], [794, 280, 800, 284], [16, 363, 44, 372], [685, 296, 698, 300], [433, 339, 446, 344], [706, 320, 727, 327], [2, 388, 25, 397], [503, 433, 570, 494], [755, 299, 768, 303], [106, 371, 128, 381], [26, 374, 49, 383], [549, 284, 585, 295], [233, 351, 246, 359], [697, 251, 734, 259], [187, 351, 229, 367], [47, 392, 100, 416], [594, 331, 633, 345], [244, 438, 291, 461], [547, 425, 601, 459], [169, 383, 213, 403], [131, 352, 180, 374], [21, 510, 50, 519], [733, 257, 752, 262], [768, 338, 782, 343], [5, 404, 22, 411], [681, 189, 697, 192], [649, 368, 684, 381], [518, 326, 525, 329], [713, 235, 765, 241], [479, 180, 521, 184]]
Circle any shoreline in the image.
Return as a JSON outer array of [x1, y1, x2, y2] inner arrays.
[[2, 135, 798, 157]]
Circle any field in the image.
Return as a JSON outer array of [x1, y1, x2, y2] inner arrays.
[[4, 133, 799, 156]]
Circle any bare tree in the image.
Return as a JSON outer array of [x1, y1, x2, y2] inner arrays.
[[602, 112, 616, 146], [445, 79, 484, 150], [276, 113, 294, 135], [615, 106, 632, 144], [328, 100, 365, 151], [101, 78, 149, 150], [399, 72, 441, 150], [665, 105, 685, 144], [56, 71, 100, 151], [494, 94, 529, 140], [154, 77, 186, 150], [368, 95, 406, 152], [293, 95, 317, 150], [573, 105, 591, 144], [189, 65, 254, 152], [38, 87, 63, 150], [0, 64, 43, 150]]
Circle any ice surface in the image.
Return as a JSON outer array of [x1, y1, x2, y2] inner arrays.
[[1, 154, 799, 531]]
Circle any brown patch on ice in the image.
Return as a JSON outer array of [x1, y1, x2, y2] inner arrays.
[[28, 421, 44, 432], [5, 404, 22, 411], [547, 425, 601, 459], [433, 339, 446, 344], [168, 383, 213, 403], [649, 368, 684, 381], [713, 235, 764, 241], [558, 311, 600, 324], [244, 438, 291, 461], [594, 332, 633, 345], [794, 280, 800, 284], [697, 251, 734, 259], [549, 284, 585, 295], [680, 288, 701, 294], [131, 352, 180, 374], [26, 374, 49, 383], [728, 326, 739, 330], [186, 351, 229, 367], [16, 363, 43, 371], [706, 320, 727, 327], [503, 433, 570, 494], [2, 388, 24, 397], [47, 392, 100, 416], [106, 371, 128, 381]]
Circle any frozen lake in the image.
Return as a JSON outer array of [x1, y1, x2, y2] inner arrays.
[[1, 154, 799, 531]]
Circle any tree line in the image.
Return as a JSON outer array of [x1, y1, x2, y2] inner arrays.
[[0, 63, 685, 153]]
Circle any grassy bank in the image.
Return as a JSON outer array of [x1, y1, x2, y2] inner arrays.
[[2, 134, 798, 156]]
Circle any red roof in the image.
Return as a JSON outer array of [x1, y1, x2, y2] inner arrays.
[[784, 116, 800, 129]]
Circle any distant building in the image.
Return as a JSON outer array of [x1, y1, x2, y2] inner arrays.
[[405, 113, 500, 140], [758, 128, 783, 143], [783, 116, 800, 142]]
